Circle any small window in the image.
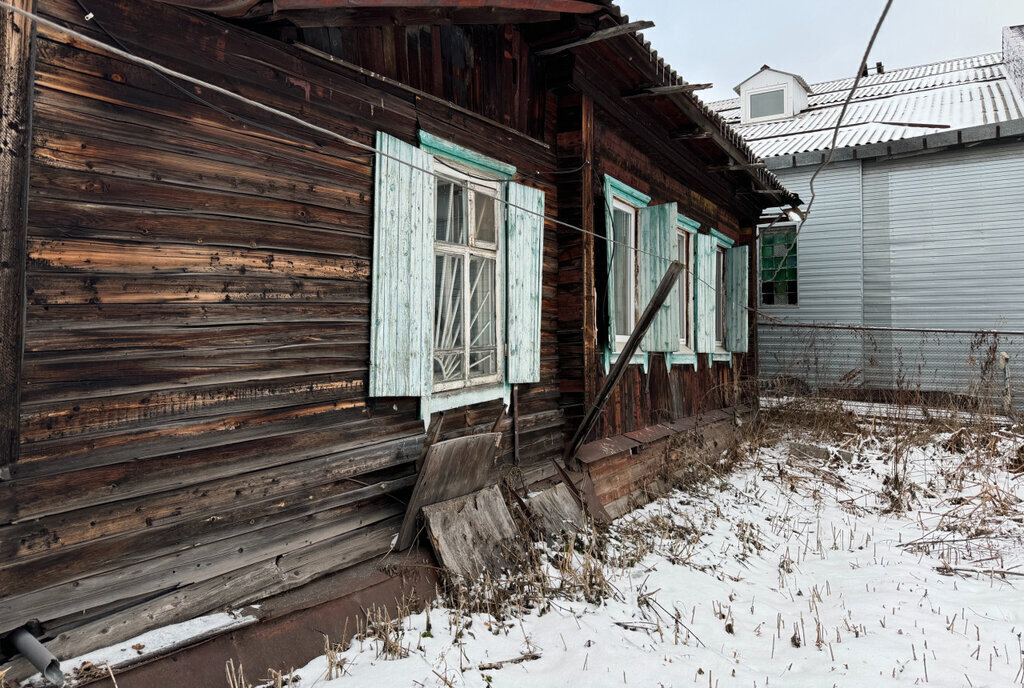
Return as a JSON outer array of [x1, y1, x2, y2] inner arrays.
[[433, 172, 503, 391], [714, 245, 727, 348], [677, 228, 693, 352], [760, 226, 798, 306], [611, 199, 638, 349], [749, 88, 785, 119]]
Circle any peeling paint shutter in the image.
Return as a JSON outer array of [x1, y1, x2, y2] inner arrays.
[[506, 182, 545, 383], [726, 245, 749, 352], [638, 203, 679, 352], [695, 232, 716, 353], [369, 132, 436, 397]]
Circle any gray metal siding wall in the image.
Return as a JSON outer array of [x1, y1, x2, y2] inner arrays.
[[860, 140, 1024, 398], [863, 141, 1024, 331], [758, 161, 864, 384]]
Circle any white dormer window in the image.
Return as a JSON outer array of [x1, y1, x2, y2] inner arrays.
[[748, 86, 786, 120], [735, 66, 811, 124]]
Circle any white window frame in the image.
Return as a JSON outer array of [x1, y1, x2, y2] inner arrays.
[[431, 165, 504, 394], [745, 84, 788, 123], [676, 226, 695, 355], [610, 197, 639, 353]]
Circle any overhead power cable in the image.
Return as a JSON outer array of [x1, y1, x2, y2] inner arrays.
[[761, 0, 895, 287]]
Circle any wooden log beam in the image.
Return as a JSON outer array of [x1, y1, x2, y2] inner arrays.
[[0, 0, 35, 482], [707, 162, 767, 172], [274, 0, 601, 12], [671, 131, 711, 140], [562, 261, 685, 469], [276, 7, 562, 25], [622, 83, 712, 99], [535, 20, 654, 57]]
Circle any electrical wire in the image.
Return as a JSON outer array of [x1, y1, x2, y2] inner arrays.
[[761, 0, 894, 288], [8, 0, 764, 311]]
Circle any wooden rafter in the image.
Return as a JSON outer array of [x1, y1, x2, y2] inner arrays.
[[622, 82, 712, 99], [535, 20, 654, 56], [707, 162, 767, 172]]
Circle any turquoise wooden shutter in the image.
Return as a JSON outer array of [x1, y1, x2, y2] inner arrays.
[[726, 244, 749, 352], [638, 203, 678, 352], [695, 232, 716, 353], [369, 132, 435, 397], [506, 182, 545, 383]]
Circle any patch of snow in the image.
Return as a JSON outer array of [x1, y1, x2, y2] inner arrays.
[[22, 610, 256, 687], [277, 421, 1024, 687]]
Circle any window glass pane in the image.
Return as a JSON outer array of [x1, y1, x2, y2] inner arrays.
[[469, 350, 496, 377], [435, 180, 466, 244], [678, 232, 688, 345], [473, 189, 497, 245], [468, 256, 497, 379], [760, 226, 797, 306], [612, 207, 634, 338], [433, 252, 464, 384], [749, 89, 785, 119], [715, 249, 725, 343]]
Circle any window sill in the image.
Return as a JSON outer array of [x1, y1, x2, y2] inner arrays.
[[420, 383, 510, 427], [603, 348, 648, 374], [712, 350, 733, 367], [667, 351, 698, 369]]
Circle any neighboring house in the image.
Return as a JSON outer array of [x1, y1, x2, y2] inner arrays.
[[711, 26, 1024, 398], [0, 0, 795, 682]]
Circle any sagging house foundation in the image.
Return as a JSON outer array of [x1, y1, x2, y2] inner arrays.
[[0, 0, 797, 682]]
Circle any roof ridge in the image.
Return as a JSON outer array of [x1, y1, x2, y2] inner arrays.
[[810, 51, 1004, 93]]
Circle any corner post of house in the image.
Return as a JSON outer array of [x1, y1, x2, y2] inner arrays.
[[580, 93, 599, 409], [0, 0, 37, 480]]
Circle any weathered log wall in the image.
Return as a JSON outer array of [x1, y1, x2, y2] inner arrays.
[[0, 0, 562, 647], [555, 86, 755, 441]]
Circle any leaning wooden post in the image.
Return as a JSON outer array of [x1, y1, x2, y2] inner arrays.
[[0, 0, 36, 480], [562, 260, 685, 470]]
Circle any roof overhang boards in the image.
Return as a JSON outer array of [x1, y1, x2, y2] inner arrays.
[[530, 7, 798, 215], [160, 0, 603, 25]]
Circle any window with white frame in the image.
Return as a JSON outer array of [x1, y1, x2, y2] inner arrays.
[[610, 199, 638, 350], [369, 131, 544, 416], [432, 171, 503, 391], [676, 227, 694, 353], [714, 244, 727, 350]]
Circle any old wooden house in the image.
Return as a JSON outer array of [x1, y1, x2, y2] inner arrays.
[[0, 0, 796, 682]]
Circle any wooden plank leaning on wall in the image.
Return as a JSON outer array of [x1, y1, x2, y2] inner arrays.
[[0, 0, 36, 481]]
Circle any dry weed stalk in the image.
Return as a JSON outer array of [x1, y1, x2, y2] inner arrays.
[[224, 659, 250, 688]]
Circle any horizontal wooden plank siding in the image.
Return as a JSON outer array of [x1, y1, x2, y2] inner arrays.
[[0, 0, 563, 646]]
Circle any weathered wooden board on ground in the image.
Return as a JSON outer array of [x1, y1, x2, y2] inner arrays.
[[422, 485, 522, 580], [396, 432, 501, 550], [526, 482, 585, 540]]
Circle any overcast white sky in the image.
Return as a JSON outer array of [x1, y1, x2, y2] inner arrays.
[[617, 1, 1024, 102]]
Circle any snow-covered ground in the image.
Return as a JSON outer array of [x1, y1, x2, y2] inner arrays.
[[274, 419, 1024, 688]]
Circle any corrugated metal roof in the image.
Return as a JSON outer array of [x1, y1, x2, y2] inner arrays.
[[709, 52, 1024, 158]]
